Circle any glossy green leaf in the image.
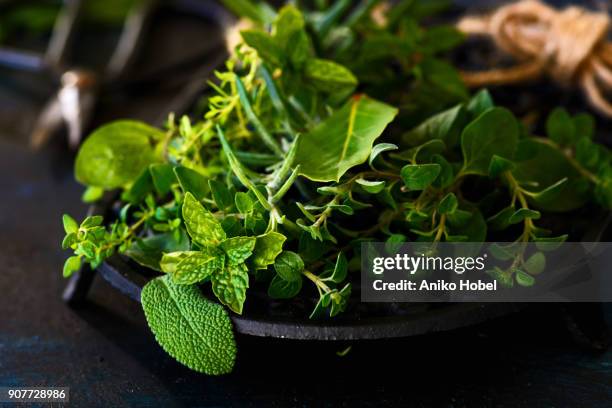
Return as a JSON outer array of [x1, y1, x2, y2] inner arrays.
[[75, 120, 162, 188], [295, 95, 398, 182], [208, 179, 234, 211]]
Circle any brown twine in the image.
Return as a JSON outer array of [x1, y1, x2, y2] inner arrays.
[[457, 0, 612, 117]]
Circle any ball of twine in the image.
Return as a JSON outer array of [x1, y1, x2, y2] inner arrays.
[[458, 0, 612, 117]]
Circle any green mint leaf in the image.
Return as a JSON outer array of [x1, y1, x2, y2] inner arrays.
[[400, 163, 441, 190], [268, 275, 302, 299], [488, 155, 515, 178], [524, 252, 546, 276], [303, 58, 358, 93], [212, 262, 249, 314], [161, 249, 224, 285], [220, 236, 257, 265], [141, 275, 237, 375], [273, 251, 304, 282], [182, 192, 226, 246], [82, 186, 104, 203], [174, 166, 209, 201], [63, 256, 81, 277], [438, 192, 458, 214], [295, 95, 398, 182], [75, 120, 161, 188], [251, 232, 286, 269], [461, 108, 518, 176], [62, 214, 78, 234], [240, 30, 284, 67], [149, 163, 176, 195], [546, 107, 575, 146]]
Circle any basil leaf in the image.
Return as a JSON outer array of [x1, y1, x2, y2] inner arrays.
[[141, 275, 236, 375], [182, 192, 226, 246], [295, 95, 398, 182]]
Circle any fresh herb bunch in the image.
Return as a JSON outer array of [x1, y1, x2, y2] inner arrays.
[[61, 1, 612, 375]]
